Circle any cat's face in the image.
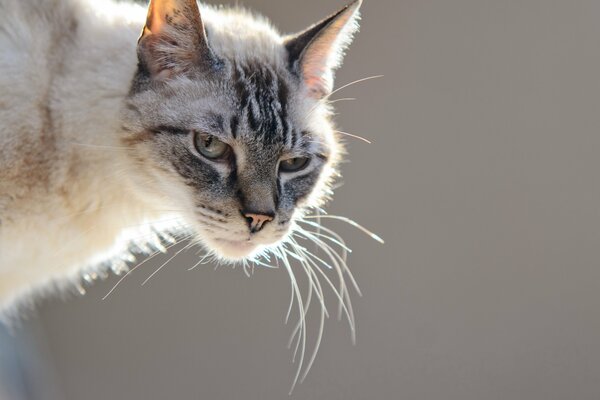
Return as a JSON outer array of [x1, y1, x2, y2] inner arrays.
[[123, 63, 338, 259], [122, 0, 360, 261]]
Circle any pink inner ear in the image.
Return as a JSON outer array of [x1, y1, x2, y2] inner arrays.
[[138, 0, 211, 80], [302, 39, 336, 99], [141, 0, 202, 39], [303, 65, 332, 98], [143, 0, 169, 36], [300, 36, 339, 98], [144, 13, 158, 35], [296, 4, 360, 99]]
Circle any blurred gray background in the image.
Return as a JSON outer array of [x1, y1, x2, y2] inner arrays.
[[6, 0, 600, 399]]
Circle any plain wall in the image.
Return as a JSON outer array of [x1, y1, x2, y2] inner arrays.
[[19, 0, 600, 399]]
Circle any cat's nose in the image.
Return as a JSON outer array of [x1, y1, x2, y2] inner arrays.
[[242, 211, 274, 233]]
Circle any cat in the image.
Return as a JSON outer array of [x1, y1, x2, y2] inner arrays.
[[0, 0, 364, 299], [0, 0, 367, 381]]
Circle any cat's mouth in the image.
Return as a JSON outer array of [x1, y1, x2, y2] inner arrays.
[[196, 219, 291, 261]]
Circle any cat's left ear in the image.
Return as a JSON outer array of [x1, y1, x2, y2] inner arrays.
[[138, 0, 218, 80], [284, 0, 362, 99]]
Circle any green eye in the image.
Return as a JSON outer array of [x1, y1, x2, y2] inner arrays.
[[279, 157, 310, 173], [194, 133, 230, 160]]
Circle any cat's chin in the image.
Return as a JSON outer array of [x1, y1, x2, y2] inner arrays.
[[208, 238, 263, 261]]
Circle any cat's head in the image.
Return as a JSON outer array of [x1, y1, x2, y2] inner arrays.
[[122, 0, 362, 261]]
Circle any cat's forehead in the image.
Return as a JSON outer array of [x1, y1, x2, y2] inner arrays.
[[226, 61, 297, 144], [133, 59, 320, 148]]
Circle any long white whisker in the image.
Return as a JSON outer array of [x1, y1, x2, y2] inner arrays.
[[141, 237, 194, 286], [187, 251, 212, 271], [274, 245, 307, 394], [278, 246, 312, 364], [326, 97, 356, 104], [292, 242, 334, 270], [303, 229, 362, 297], [298, 220, 352, 282], [300, 245, 354, 332], [326, 75, 384, 99], [241, 259, 250, 277], [102, 232, 191, 300], [298, 228, 352, 253], [287, 239, 330, 320], [258, 209, 380, 391], [287, 251, 313, 363], [304, 75, 383, 121], [249, 257, 278, 269], [293, 227, 359, 341], [286, 241, 328, 384], [283, 241, 330, 361], [335, 130, 372, 144], [290, 230, 354, 329], [303, 215, 385, 244], [290, 245, 329, 319], [102, 250, 160, 300]]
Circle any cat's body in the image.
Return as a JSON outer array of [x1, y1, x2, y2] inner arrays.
[[0, 0, 150, 304], [0, 0, 361, 311]]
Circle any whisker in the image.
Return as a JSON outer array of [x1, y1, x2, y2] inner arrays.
[[285, 227, 359, 381], [241, 259, 253, 277], [286, 239, 330, 320], [101, 232, 192, 300], [287, 254, 313, 362], [302, 215, 385, 244], [273, 246, 307, 394], [291, 242, 334, 270], [303, 75, 383, 121], [295, 221, 362, 332], [187, 251, 213, 271], [140, 236, 195, 286], [298, 228, 352, 253], [296, 219, 353, 292], [326, 97, 356, 104], [335, 130, 372, 144], [304, 228, 361, 294], [283, 242, 328, 383], [293, 237, 354, 331], [249, 257, 278, 269], [325, 75, 384, 100], [293, 231, 356, 325], [282, 244, 325, 354]]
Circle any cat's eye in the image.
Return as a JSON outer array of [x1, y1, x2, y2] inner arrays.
[[193, 132, 231, 160], [279, 157, 310, 173]]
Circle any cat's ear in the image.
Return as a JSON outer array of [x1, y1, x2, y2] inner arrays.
[[284, 0, 362, 99], [138, 0, 218, 80]]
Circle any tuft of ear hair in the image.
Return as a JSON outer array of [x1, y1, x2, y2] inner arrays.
[[138, 0, 218, 80], [284, 0, 362, 99]]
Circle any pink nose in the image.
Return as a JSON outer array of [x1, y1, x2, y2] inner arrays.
[[243, 212, 274, 233]]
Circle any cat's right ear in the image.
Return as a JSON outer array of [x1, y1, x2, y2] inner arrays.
[[138, 0, 218, 80], [284, 0, 362, 99]]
